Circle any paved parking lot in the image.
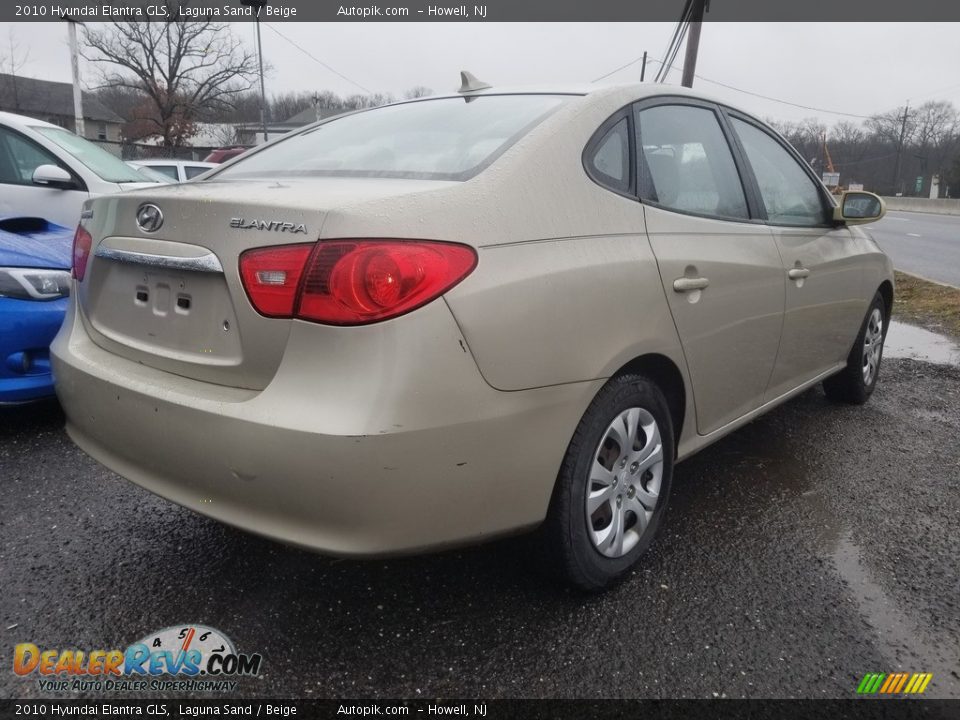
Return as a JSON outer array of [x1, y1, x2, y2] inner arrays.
[[1, 354, 959, 700]]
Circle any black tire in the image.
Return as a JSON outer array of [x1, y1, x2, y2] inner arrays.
[[823, 292, 888, 404], [540, 374, 675, 591]]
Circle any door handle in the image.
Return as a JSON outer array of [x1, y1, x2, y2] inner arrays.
[[787, 267, 810, 280], [673, 277, 710, 293]]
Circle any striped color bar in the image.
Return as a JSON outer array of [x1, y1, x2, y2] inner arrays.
[[857, 672, 932, 694]]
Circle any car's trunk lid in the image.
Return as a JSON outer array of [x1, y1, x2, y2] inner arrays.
[[76, 177, 454, 389]]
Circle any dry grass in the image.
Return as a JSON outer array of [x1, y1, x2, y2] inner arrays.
[[893, 271, 960, 339]]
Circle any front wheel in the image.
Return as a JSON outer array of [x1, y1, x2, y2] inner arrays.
[[823, 292, 887, 404], [541, 374, 674, 590]]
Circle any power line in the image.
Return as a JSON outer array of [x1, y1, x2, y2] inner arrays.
[[591, 55, 647, 83], [591, 54, 872, 118], [656, 1, 693, 83], [692, 74, 872, 119], [263, 23, 374, 95]]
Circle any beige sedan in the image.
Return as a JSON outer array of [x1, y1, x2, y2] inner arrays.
[[52, 81, 892, 589]]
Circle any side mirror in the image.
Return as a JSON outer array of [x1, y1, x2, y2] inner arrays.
[[32, 164, 77, 190], [833, 191, 885, 225]]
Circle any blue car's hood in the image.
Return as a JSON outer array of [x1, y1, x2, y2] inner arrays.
[[0, 217, 73, 270]]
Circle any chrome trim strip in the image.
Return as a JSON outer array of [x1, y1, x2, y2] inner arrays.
[[94, 246, 223, 273]]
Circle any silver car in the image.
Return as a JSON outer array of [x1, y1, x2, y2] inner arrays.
[[52, 82, 892, 589]]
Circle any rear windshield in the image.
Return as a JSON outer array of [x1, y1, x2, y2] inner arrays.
[[33, 127, 146, 183], [214, 95, 570, 181]]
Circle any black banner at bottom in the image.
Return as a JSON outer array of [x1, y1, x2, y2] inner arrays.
[[1, 700, 958, 720]]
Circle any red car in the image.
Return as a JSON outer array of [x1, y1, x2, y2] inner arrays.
[[203, 146, 252, 164]]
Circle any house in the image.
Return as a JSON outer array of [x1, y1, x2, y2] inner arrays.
[[235, 106, 344, 146], [0, 73, 124, 152]]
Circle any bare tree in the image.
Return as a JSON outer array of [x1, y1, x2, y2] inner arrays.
[[0, 27, 31, 108], [343, 92, 395, 110], [82, 4, 259, 146], [404, 86, 433, 99]]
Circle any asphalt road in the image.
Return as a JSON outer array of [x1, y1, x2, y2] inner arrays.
[[2, 357, 959, 700], [869, 211, 960, 287]]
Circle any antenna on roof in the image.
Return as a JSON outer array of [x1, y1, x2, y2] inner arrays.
[[458, 71, 492, 94]]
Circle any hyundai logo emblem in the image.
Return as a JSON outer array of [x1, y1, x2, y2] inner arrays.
[[136, 203, 164, 233]]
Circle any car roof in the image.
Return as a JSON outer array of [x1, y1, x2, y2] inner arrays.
[[0, 110, 62, 131], [411, 82, 728, 106], [131, 159, 217, 167]]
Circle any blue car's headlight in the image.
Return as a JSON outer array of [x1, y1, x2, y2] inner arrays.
[[0, 267, 71, 300]]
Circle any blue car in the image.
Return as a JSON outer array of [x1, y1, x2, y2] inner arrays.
[[0, 217, 73, 403]]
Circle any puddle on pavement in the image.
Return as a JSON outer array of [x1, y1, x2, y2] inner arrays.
[[884, 321, 960, 366]]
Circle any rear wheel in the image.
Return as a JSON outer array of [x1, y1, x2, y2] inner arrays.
[[541, 374, 674, 590], [823, 292, 887, 404]]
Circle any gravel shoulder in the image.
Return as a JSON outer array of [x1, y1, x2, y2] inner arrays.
[[1, 358, 958, 700]]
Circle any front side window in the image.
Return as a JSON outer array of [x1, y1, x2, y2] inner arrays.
[[636, 104, 749, 220], [215, 95, 570, 181], [0, 126, 63, 185], [730, 117, 829, 226], [33, 126, 144, 183]]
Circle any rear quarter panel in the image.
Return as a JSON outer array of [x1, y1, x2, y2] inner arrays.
[[317, 91, 688, 394]]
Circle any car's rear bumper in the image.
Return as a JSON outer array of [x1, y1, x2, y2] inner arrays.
[[0, 296, 67, 403], [51, 299, 600, 555]]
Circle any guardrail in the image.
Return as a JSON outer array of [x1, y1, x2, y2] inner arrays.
[[881, 197, 960, 216]]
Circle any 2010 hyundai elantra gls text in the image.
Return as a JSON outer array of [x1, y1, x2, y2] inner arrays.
[[52, 78, 893, 589]]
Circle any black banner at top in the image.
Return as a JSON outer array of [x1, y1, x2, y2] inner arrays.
[[3, 0, 960, 23]]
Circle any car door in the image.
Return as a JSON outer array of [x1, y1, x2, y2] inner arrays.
[[636, 101, 785, 436], [725, 114, 866, 400], [0, 125, 88, 228]]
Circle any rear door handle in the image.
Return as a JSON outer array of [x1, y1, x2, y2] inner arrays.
[[788, 268, 810, 280], [673, 277, 710, 293]]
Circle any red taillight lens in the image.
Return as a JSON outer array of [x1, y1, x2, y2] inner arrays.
[[239, 240, 477, 325], [238, 243, 314, 316], [71, 225, 93, 281]]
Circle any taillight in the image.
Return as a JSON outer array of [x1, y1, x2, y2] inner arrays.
[[72, 225, 93, 281], [238, 243, 314, 316], [239, 240, 477, 326]]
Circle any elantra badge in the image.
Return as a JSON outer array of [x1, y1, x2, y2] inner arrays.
[[230, 218, 307, 234]]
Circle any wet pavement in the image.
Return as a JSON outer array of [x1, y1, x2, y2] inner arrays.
[[870, 211, 960, 288], [1, 326, 959, 700]]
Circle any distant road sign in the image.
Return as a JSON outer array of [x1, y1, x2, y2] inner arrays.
[[848, 183, 864, 191], [822, 172, 840, 186], [916, 176, 924, 193]]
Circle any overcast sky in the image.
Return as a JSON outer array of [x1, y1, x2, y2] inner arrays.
[[4, 22, 960, 125]]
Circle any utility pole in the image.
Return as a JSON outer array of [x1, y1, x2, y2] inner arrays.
[[64, 18, 85, 138], [640, 51, 648, 82], [241, 0, 269, 143], [681, 0, 708, 88], [892, 103, 910, 196]]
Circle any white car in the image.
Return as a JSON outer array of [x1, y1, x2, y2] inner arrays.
[[0, 111, 156, 228], [128, 160, 217, 183]]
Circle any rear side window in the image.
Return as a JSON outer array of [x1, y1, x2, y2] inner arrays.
[[587, 117, 630, 192], [730, 118, 829, 226], [636, 104, 749, 221], [214, 95, 569, 181], [148, 165, 179, 181], [184, 165, 210, 180]]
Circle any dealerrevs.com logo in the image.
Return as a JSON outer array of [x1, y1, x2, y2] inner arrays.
[[13, 625, 262, 693]]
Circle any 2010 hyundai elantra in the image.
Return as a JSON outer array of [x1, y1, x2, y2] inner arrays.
[[52, 78, 893, 589]]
